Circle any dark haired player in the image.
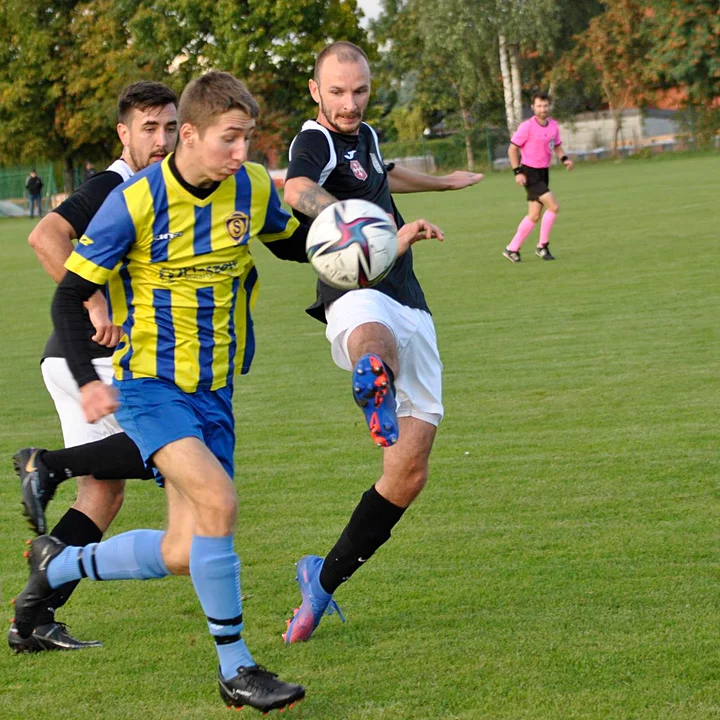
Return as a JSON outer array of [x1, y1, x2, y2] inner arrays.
[[9, 81, 178, 653], [503, 93, 574, 263]]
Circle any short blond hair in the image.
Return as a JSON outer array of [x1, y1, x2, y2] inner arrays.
[[178, 71, 259, 133]]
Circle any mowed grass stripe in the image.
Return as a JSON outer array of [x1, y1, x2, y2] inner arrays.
[[0, 153, 718, 719]]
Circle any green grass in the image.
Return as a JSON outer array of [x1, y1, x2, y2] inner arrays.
[[1, 154, 719, 719]]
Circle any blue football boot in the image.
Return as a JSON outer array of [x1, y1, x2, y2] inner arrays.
[[283, 555, 345, 644], [352, 354, 399, 447]]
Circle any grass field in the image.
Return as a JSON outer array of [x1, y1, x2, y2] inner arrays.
[[1, 153, 719, 720]]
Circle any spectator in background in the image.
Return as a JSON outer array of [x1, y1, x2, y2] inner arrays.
[[83, 162, 97, 183], [26, 170, 44, 218]]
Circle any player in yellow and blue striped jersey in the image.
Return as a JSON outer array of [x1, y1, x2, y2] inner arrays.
[[63, 144, 299, 392], [13, 72, 307, 713]]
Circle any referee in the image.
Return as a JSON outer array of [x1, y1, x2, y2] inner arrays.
[[504, 92, 573, 263]]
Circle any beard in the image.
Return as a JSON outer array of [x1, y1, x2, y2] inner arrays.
[[128, 146, 167, 172], [319, 98, 363, 134]]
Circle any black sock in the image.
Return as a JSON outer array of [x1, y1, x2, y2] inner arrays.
[[40, 433, 153, 482], [319, 485, 406, 594], [35, 509, 104, 626]]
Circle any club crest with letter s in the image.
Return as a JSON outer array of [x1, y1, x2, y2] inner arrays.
[[226, 211, 249, 244]]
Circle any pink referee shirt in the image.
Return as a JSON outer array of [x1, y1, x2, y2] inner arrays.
[[511, 117, 562, 169]]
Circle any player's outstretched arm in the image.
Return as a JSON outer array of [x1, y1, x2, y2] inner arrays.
[[396, 219, 444, 256], [387, 164, 483, 194], [284, 176, 338, 219]]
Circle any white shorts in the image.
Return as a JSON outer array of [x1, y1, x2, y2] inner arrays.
[[325, 289, 444, 426], [41, 356, 122, 447]]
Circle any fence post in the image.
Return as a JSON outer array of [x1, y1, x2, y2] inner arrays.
[[689, 105, 696, 151], [421, 128, 432, 173], [485, 126, 493, 171]]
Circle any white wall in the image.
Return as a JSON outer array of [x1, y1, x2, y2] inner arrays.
[[558, 110, 644, 151], [558, 109, 681, 152]]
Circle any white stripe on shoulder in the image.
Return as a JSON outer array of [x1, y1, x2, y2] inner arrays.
[[105, 159, 134, 182], [362, 122, 383, 163], [289, 120, 337, 187]]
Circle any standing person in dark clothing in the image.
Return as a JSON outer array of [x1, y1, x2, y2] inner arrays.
[[83, 162, 97, 183], [282, 41, 483, 644], [26, 170, 43, 218], [9, 80, 178, 654]]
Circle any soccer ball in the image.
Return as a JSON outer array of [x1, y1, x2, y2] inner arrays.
[[306, 199, 398, 290]]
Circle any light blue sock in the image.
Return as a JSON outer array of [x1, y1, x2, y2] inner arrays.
[[46, 530, 169, 588], [189, 534, 254, 680]]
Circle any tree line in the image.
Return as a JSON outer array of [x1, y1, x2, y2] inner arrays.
[[0, 0, 717, 181]]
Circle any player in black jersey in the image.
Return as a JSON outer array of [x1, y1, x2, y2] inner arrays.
[[9, 81, 178, 654], [282, 42, 484, 644]]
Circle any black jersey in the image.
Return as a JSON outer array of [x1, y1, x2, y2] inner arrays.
[[287, 120, 429, 323], [42, 160, 131, 361]]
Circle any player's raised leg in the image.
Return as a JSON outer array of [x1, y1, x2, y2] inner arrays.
[[349, 321, 399, 447], [285, 300, 442, 644]]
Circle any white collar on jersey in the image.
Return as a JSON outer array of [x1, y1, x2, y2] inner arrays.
[[105, 158, 134, 182]]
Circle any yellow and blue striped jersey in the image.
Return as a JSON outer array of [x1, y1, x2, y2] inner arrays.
[[65, 155, 300, 392]]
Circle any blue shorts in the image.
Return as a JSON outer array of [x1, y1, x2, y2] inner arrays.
[[114, 377, 235, 487]]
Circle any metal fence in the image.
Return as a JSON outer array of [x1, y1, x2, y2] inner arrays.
[[380, 127, 511, 173], [381, 130, 719, 174], [0, 163, 58, 216]]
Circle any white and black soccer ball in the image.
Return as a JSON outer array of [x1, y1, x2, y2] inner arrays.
[[306, 199, 398, 290]]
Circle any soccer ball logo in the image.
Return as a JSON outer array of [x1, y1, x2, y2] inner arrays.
[[306, 199, 398, 290]]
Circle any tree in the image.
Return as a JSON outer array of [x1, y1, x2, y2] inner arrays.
[[644, 0, 720, 143], [494, 0, 605, 134], [494, 0, 560, 134], [498, 32, 523, 134], [522, 0, 604, 120], [553, 0, 654, 154], [374, 0, 603, 155], [0, 0, 176, 187], [645, 0, 719, 104], [130, 0, 370, 155], [375, 0, 503, 170], [0, 0, 370, 176]]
